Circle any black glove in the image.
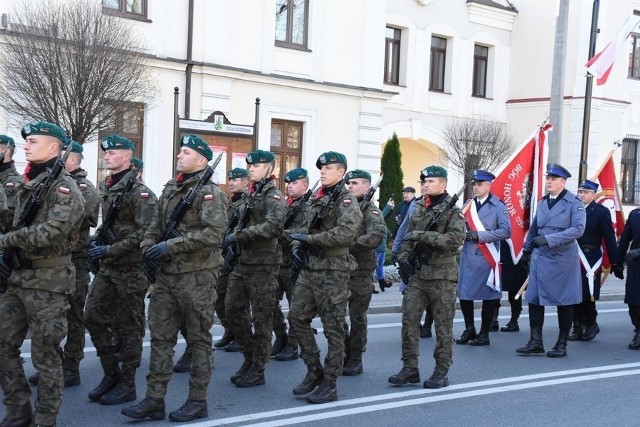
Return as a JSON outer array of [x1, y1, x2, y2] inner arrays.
[[398, 258, 415, 283], [465, 230, 479, 241], [222, 233, 236, 249], [612, 264, 624, 280], [88, 243, 109, 261], [144, 242, 171, 263], [0, 254, 12, 279], [520, 251, 531, 272], [532, 236, 548, 248], [290, 233, 309, 243], [291, 247, 306, 270]]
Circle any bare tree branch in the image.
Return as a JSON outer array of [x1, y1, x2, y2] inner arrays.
[[0, 0, 157, 143]]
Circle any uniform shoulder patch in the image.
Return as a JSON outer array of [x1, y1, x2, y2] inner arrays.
[[273, 194, 281, 201], [79, 183, 87, 188], [141, 192, 150, 199], [204, 194, 214, 201], [58, 186, 70, 194], [343, 199, 352, 205]]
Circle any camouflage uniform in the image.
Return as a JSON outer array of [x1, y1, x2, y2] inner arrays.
[[141, 173, 227, 401], [84, 170, 157, 393], [273, 193, 309, 351], [0, 161, 24, 232], [398, 193, 464, 376], [288, 186, 362, 381], [345, 200, 385, 365], [64, 168, 99, 372], [225, 179, 286, 378], [0, 166, 84, 426]]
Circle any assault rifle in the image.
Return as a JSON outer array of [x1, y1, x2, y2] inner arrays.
[[360, 174, 383, 209], [89, 167, 138, 274], [398, 183, 467, 285], [283, 179, 319, 229], [142, 153, 223, 284], [224, 176, 269, 271], [0, 146, 73, 292]]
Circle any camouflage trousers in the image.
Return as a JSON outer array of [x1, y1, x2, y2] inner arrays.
[[214, 266, 231, 328], [345, 273, 374, 361], [402, 278, 456, 374], [0, 287, 69, 426], [272, 265, 297, 346], [63, 261, 90, 370], [288, 269, 350, 381], [84, 271, 147, 380], [146, 269, 217, 401], [226, 264, 278, 369]]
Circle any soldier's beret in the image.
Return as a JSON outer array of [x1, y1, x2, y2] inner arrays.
[[0, 135, 15, 147], [132, 157, 144, 170], [472, 169, 495, 182], [578, 179, 598, 192], [421, 165, 447, 179], [64, 140, 83, 154], [228, 167, 249, 179], [245, 149, 275, 164], [316, 151, 347, 169], [345, 169, 371, 182], [546, 163, 571, 179], [101, 134, 135, 152], [181, 134, 213, 161], [21, 121, 67, 144], [285, 168, 308, 183]]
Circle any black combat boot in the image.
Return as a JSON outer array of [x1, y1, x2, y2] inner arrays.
[[455, 327, 477, 344], [100, 380, 136, 405], [341, 357, 363, 376], [88, 369, 120, 402], [270, 328, 288, 357], [567, 322, 584, 341], [423, 371, 449, 389], [230, 356, 252, 383], [224, 340, 241, 352], [168, 399, 208, 422], [233, 367, 265, 387], [173, 345, 192, 373], [516, 327, 545, 355], [121, 397, 166, 421], [293, 362, 324, 395], [0, 403, 32, 427], [547, 330, 569, 357], [306, 378, 337, 404], [388, 367, 420, 386], [469, 332, 490, 346], [214, 329, 234, 348], [274, 343, 299, 361], [581, 322, 599, 341], [501, 317, 520, 332], [628, 331, 640, 350]]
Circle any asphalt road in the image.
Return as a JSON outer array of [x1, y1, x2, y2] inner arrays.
[[4, 300, 639, 427]]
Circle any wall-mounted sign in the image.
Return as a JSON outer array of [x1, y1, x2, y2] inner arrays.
[[179, 118, 254, 136]]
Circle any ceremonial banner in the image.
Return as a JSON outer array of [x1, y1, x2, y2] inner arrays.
[[491, 121, 552, 262], [586, 16, 640, 85], [595, 152, 625, 271]]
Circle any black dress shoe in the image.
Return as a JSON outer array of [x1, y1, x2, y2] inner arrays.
[[274, 344, 299, 361], [469, 332, 490, 346], [490, 318, 499, 332], [500, 320, 519, 332], [306, 379, 337, 404], [388, 367, 420, 386], [455, 328, 477, 344], [423, 371, 449, 389], [567, 323, 584, 341], [168, 399, 208, 422], [629, 332, 640, 350], [581, 322, 599, 341], [121, 397, 166, 421]]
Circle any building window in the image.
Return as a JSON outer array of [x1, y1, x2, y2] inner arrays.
[[102, 0, 148, 20], [98, 103, 145, 184], [430, 36, 447, 92], [472, 44, 489, 97], [629, 34, 640, 79], [621, 138, 639, 203], [275, 0, 309, 49], [270, 120, 303, 193], [384, 27, 401, 85]]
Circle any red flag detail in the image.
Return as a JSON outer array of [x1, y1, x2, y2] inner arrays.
[[596, 156, 626, 269]]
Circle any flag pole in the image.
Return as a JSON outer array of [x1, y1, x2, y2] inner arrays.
[[590, 140, 622, 181]]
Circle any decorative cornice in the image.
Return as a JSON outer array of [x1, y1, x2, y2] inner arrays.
[[467, 1, 517, 31]]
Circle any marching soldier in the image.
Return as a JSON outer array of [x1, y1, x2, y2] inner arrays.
[[272, 168, 310, 361], [122, 135, 227, 422], [570, 179, 617, 341], [343, 169, 385, 375], [0, 135, 24, 232], [287, 151, 362, 404], [222, 150, 287, 388], [389, 165, 464, 389], [516, 163, 586, 358], [0, 121, 84, 427], [84, 135, 157, 405], [456, 170, 511, 346], [29, 141, 100, 388], [614, 208, 640, 349]]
